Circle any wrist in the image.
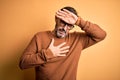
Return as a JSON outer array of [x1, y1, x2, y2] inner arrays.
[[75, 17, 81, 26]]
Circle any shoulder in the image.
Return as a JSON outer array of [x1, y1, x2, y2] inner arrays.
[[34, 31, 50, 37], [69, 31, 85, 37], [69, 31, 88, 41]]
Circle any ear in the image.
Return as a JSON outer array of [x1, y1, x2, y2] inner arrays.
[[55, 16, 61, 24], [55, 16, 58, 28], [55, 16, 58, 22]]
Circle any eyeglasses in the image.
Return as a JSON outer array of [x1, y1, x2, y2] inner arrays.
[[60, 20, 74, 30]]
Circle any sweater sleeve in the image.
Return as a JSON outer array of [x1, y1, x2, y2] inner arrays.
[[76, 17, 107, 49], [19, 34, 54, 69]]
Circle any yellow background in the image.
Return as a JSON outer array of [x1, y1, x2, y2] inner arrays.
[[0, 0, 120, 80]]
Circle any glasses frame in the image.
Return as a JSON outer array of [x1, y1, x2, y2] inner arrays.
[[60, 20, 74, 30]]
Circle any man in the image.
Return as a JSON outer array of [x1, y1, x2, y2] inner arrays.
[[19, 6, 106, 80]]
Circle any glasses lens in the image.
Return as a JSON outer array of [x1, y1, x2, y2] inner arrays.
[[68, 25, 74, 30], [60, 20, 74, 30]]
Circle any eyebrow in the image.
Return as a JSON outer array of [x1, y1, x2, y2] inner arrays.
[[60, 20, 66, 24]]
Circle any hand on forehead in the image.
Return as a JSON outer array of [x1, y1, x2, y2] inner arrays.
[[58, 9, 71, 15], [55, 9, 78, 25], [56, 9, 74, 18]]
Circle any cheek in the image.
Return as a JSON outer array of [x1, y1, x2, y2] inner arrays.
[[66, 30, 69, 34], [55, 24, 62, 29]]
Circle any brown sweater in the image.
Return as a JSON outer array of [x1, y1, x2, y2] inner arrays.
[[19, 18, 106, 80]]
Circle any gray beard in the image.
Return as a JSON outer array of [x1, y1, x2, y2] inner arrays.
[[55, 30, 67, 38]]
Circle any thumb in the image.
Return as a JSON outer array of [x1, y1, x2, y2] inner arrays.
[[50, 38, 54, 46]]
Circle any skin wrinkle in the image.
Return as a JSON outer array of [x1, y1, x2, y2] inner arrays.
[[19, 6, 106, 80]]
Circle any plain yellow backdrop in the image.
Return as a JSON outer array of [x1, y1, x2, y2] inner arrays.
[[0, 0, 120, 80]]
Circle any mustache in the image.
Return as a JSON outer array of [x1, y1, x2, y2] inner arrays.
[[57, 28, 66, 33]]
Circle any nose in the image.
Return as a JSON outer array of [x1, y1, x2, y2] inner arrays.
[[63, 24, 68, 31]]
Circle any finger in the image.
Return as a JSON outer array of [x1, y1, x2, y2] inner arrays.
[[60, 49, 69, 53], [55, 14, 65, 20], [57, 42, 66, 48], [56, 11, 62, 16], [57, 54, 66, 56], [56, 10, 70, 17], [60, 46, 70, 51], [56, 11, 66, 18], [55, 15, 66, 22], [63, 9, 76, 17], [58, 10, 68, 15], [63, 9, 71, 14]]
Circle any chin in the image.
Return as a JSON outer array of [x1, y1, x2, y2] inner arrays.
[[57, 34, 66, 38], [56, 32, 66, 38], [55, 29, 68, 38]]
